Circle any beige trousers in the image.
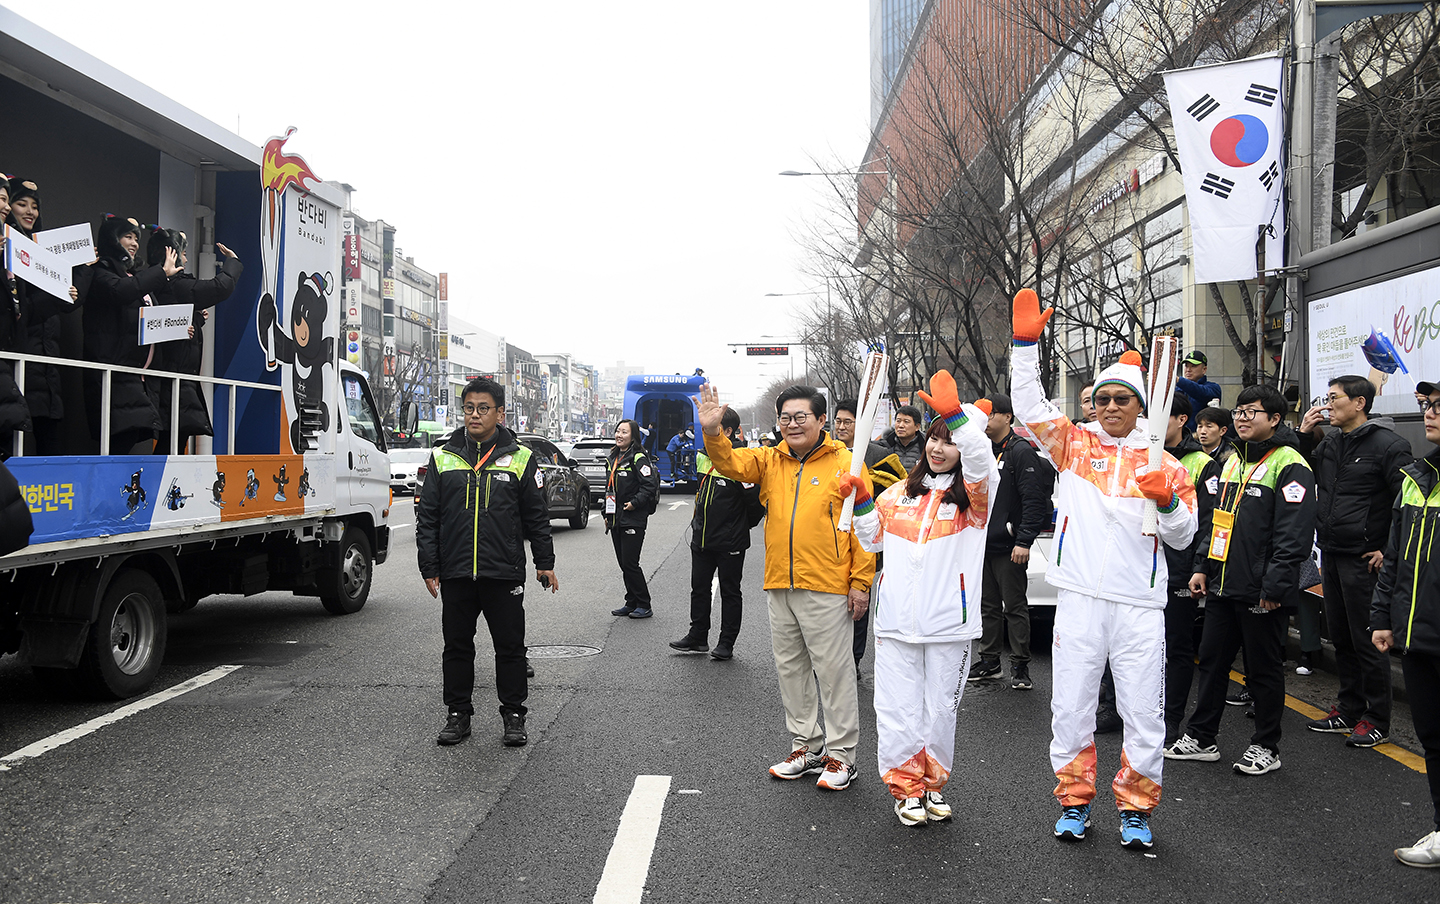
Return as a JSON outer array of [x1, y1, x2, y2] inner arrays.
[[767, 588, 860, 765]]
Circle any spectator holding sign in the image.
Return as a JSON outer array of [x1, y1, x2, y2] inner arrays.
[[5, 178, 80, 455], [148, 227, 244, 454], [82, 215, 181, 454], [0, 177, 32, 459]]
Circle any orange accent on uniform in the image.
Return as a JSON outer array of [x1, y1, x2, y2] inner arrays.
[[882, 747, 951, 801], [875, 480, 990, 544], [1113, 749, 1162, 813], [1053, 743, 1098, 806]]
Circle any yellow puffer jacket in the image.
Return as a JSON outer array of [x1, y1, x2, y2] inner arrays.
[[703, 431, 875, 595]]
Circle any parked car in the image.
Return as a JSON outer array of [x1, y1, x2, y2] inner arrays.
[[514, 433, 592, 529], [389, 448, 431, 495], [568, 438, 614, 507]]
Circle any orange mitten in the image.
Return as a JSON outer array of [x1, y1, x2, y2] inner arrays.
[[974, 399, 994, 417], [917, 370, 962, 418], [1012, 288, 1054, 345], [1136, 470, 1174, 507]]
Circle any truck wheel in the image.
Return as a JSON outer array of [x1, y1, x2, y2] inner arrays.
[[77, 569, 168, 699], [568, 499, 590, 530], [320, 527, 372, 615]]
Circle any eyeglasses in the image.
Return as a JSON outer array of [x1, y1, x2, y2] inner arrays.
[[1092, 393, 1136, 408], [1231, 407, 1268, 422], [1418, 397, 1440, 416], [777, 412, 814, 426], [463, 404, 495, 416], [833, 417, 856, 427]]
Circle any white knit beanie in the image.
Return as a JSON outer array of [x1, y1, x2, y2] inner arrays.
[[1094, 350, 1148, 412]]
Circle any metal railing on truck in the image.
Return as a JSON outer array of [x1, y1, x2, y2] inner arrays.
[[1, 350, 283, 456]]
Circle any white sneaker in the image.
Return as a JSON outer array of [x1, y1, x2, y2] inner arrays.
[[768, 747, 824, 780], [1163, 734, 1220, 761], [923, 790, 952, 821], [1232, 744, 1282, 775], [895, 797, 926, 826], [1395, 830, 1440, 868], [815, 756, 854, 791]]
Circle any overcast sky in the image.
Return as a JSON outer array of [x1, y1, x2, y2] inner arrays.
[[7, 1, 870, 405]]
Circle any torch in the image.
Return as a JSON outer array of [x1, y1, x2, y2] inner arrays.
[[1143, 335, 1181, 536], [838, 341, 889, 532]]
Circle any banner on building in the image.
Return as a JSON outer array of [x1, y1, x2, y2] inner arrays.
[[1308, 263, 1440, 416], [344, 234, 361, 280], [1162, 54, 1285, 284]]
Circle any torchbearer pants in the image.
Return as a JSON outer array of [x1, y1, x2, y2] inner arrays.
[[874, 636, 971, 800]]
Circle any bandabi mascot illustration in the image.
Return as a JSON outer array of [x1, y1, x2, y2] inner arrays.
[[273, 463, 290, 502], [164, 478, 192, 511], [258, 271, 335, 453], [120, 469, 148, 521], [210, 470, 227, 509], [240, 468, 260, 507], [297, 466, 315, 499]]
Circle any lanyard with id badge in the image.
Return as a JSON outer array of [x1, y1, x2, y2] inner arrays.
[[606, 454, 622, 515], [1208, 452, 1273, 562]]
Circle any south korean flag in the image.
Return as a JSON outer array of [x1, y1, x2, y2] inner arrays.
[[1163, 54, 1285, 285]]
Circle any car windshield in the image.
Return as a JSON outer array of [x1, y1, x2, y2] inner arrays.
[[390, 449, 431, 464], [571, 442, 611, 460]]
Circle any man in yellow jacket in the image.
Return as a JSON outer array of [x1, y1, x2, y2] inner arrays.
[[698, 383, 875, 790]]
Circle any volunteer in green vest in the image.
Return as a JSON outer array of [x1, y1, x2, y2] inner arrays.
[[1160, 394, 1219, 743], [1166, 384, 1315, 776], [607, 419, 659, 618], [1371, 380, 1440, 868], [417, 376, 558, 749]]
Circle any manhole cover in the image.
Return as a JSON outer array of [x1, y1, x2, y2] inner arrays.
[[527, 644, 602, 659]]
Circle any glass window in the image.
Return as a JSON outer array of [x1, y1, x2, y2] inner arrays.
[[343, 372, 385, 451]]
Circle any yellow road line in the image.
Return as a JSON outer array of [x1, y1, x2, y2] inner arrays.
[[1228, 669, 1426, 775]]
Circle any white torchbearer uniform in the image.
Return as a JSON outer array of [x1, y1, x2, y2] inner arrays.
[[852, 404, 998, 801], [1011, 342, 1198, 813]]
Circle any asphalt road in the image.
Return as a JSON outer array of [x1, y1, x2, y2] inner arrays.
[[1, 492, 1435, 903]]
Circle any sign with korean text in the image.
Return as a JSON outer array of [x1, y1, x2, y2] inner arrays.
[[344, 234, 361, 280], [4, 226, 72, 302], [138, 303, 193, 345], [33, 223, 96, 267], [439, 272, 448, 301], [746, 345, 789, 356]]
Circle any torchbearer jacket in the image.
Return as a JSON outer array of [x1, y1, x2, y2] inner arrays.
[[1371, 449, 1440, 656], [1011, 342, 1198, 608], [417, 425, 555, 582]]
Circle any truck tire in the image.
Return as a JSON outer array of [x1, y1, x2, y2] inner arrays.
[[568, 499, 589, 530], [77, 568, 168, 699], [320, 527, 372, 615]]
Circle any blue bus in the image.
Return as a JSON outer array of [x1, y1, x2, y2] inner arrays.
[[622, 374, 705, 484]]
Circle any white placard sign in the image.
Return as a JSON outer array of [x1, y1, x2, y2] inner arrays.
[[1307, 263, 1440, 415], [138, 303, 194, 346], [33, 223, 95, 267], [4, 227, 73, 302]]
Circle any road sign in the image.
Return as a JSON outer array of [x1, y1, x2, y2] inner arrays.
[[746, 346, 789, 356]]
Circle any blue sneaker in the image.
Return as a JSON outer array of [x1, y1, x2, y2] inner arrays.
[[1120, 810, 1153, 849], [1054, 804, 1092, 841]]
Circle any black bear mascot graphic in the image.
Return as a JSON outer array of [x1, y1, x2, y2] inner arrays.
[[257, 271, 335, 453], [210, 470, 227, 509], [120, 469, 148, 522]]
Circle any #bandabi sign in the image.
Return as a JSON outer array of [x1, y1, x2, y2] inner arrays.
[[138, 304, 193, 346], [3, 226, 72, 302], [1307, 262, 1440, 415]]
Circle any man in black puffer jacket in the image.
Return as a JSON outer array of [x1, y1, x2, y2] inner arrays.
[[971, 392, 1054, 688], [670, 407, 764, 661], [1297, 374, 1412, 747], [417, 377, 557, 749]]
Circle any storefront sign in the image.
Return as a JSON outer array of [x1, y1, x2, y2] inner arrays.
[[344, 234, 361, 280]]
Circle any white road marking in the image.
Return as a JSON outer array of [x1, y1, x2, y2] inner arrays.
[[666, 500, 690, 511], [593, 775, 672, 903], [0, 665, 243, 771]]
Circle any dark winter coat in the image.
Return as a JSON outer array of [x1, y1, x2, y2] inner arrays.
[[1297, 418, 1412, 555], [691, 447, 764, 552], [82, 255, 169, 441], [1371, 449, 1440, 656], [1165, 432, 1220, 591], [1198, 424, 1316, 607], [878, 428, 925, 474], [0, 457, 34, 556], [605, 444, 658, 530], [0, 274, 33, 439], [415, 425, 555, 582], [1176, 375, 1222, 423], [985, 429, 1055, 557], [12, 261, 77, 421], [152, 257, 244, 439]]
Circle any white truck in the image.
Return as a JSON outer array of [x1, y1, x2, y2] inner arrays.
[[0, 134, 391, 699]]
